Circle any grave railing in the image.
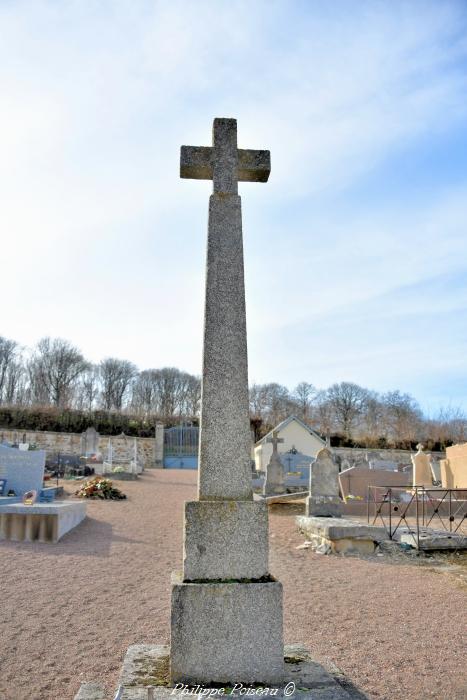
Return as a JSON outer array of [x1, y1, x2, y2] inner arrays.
[[367, 485, 467, 549]]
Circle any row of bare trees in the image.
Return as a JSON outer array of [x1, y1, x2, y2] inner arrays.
[[1, 335, 466, 446], [249, 380, 467, 447], [0, 336, 201, 420]]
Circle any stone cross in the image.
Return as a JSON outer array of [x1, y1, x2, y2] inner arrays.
[[171, 118, 283, 686], [267, 430, 284, 455], [180, 118, 270, 501], [263, 431, 286, 497], [180, 118, 270, 194]]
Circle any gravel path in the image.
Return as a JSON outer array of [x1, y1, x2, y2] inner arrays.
[[0, 470, 465, 700]]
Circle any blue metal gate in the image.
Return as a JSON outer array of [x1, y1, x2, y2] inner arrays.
[[163, 425, 199, 469]]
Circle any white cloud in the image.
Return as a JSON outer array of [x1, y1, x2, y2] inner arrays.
[[0, 1, 466, 406]]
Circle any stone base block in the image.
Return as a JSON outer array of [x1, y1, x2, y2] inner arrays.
[[306, 496, 341, 518], [170, 574, 283, 685], [183, 500, 268, 580], [85, 643, 355, 699], [0, 502, 86, 543]]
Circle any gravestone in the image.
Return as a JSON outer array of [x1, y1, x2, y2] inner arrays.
[[263, 430, 286, 495], [171, 118, 284, 686], [80, 427, 100, 457], [411, 444, 433, 487], [0, 445, 46, 497], [306, 447, 341, 517]]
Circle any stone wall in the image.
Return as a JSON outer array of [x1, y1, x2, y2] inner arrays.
[[0, 428, 160, 469]]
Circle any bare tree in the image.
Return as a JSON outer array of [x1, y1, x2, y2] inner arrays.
[[361, 391, 385, 444], [99, 358, 137, 411], [0, 337, 19, 404], [327, 382, 369, 439], [132, 369, 158, 416], [293, 381, 316, 421], [313, 390, 334, 441], [248, 382, 294, 426], [427, 405, 467, 448], [3, 360, 27, 405], [381, 391, 422, 447], [132, 367, 201, 420], [75, 364, 101, 411], [249, 383, 267, 417], [28, 337, 89, 407], [185, 374, 201, 417], [178, 372, 201, 418]]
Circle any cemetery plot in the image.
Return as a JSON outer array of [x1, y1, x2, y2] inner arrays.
[[368, 485, 467, 551]]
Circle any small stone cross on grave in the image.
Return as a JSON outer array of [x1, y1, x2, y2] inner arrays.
[[267, 430, 284, 454], [263, 431, 286, 496]]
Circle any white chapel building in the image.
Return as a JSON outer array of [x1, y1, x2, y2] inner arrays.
[[253, 415, 326, 471]]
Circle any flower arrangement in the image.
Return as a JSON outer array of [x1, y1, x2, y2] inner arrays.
[[112, 466, 125, 473], [75, 476, 126, 500]]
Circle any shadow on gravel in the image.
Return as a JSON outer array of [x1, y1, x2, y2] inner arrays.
[[0, 517, 114, 557]]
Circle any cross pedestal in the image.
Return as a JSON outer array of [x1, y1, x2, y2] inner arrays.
[[171, 119, 284, 685]]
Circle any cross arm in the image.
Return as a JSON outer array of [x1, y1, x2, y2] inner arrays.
[[237, 149, 270, 182], [267, 435, 284, 444], [180, 146, 213, 180]]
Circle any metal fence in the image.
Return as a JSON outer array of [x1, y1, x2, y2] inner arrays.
[[367, 485, 467, 550]]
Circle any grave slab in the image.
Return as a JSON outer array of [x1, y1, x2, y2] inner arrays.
[[398, 528, 467, 551], [255, 490, 308, 504], [297, 516, 387, 554], [0, 501, 86, 543], [183, 500, 268, 580]]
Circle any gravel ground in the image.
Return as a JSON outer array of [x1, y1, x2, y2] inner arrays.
[[0, 470, 465, 700]]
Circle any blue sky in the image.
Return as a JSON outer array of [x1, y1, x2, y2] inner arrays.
[[1, 0, 466, 413]]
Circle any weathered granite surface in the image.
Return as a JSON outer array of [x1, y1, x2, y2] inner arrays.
[[183, 500, 268, 580], [73, 682, 105, 700], [171, 575, 284, 685], [198, 193, 252, 501]]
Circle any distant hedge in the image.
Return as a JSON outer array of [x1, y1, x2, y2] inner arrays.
[[0, 407, 450, 451], [0, 406, 194, 437]]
